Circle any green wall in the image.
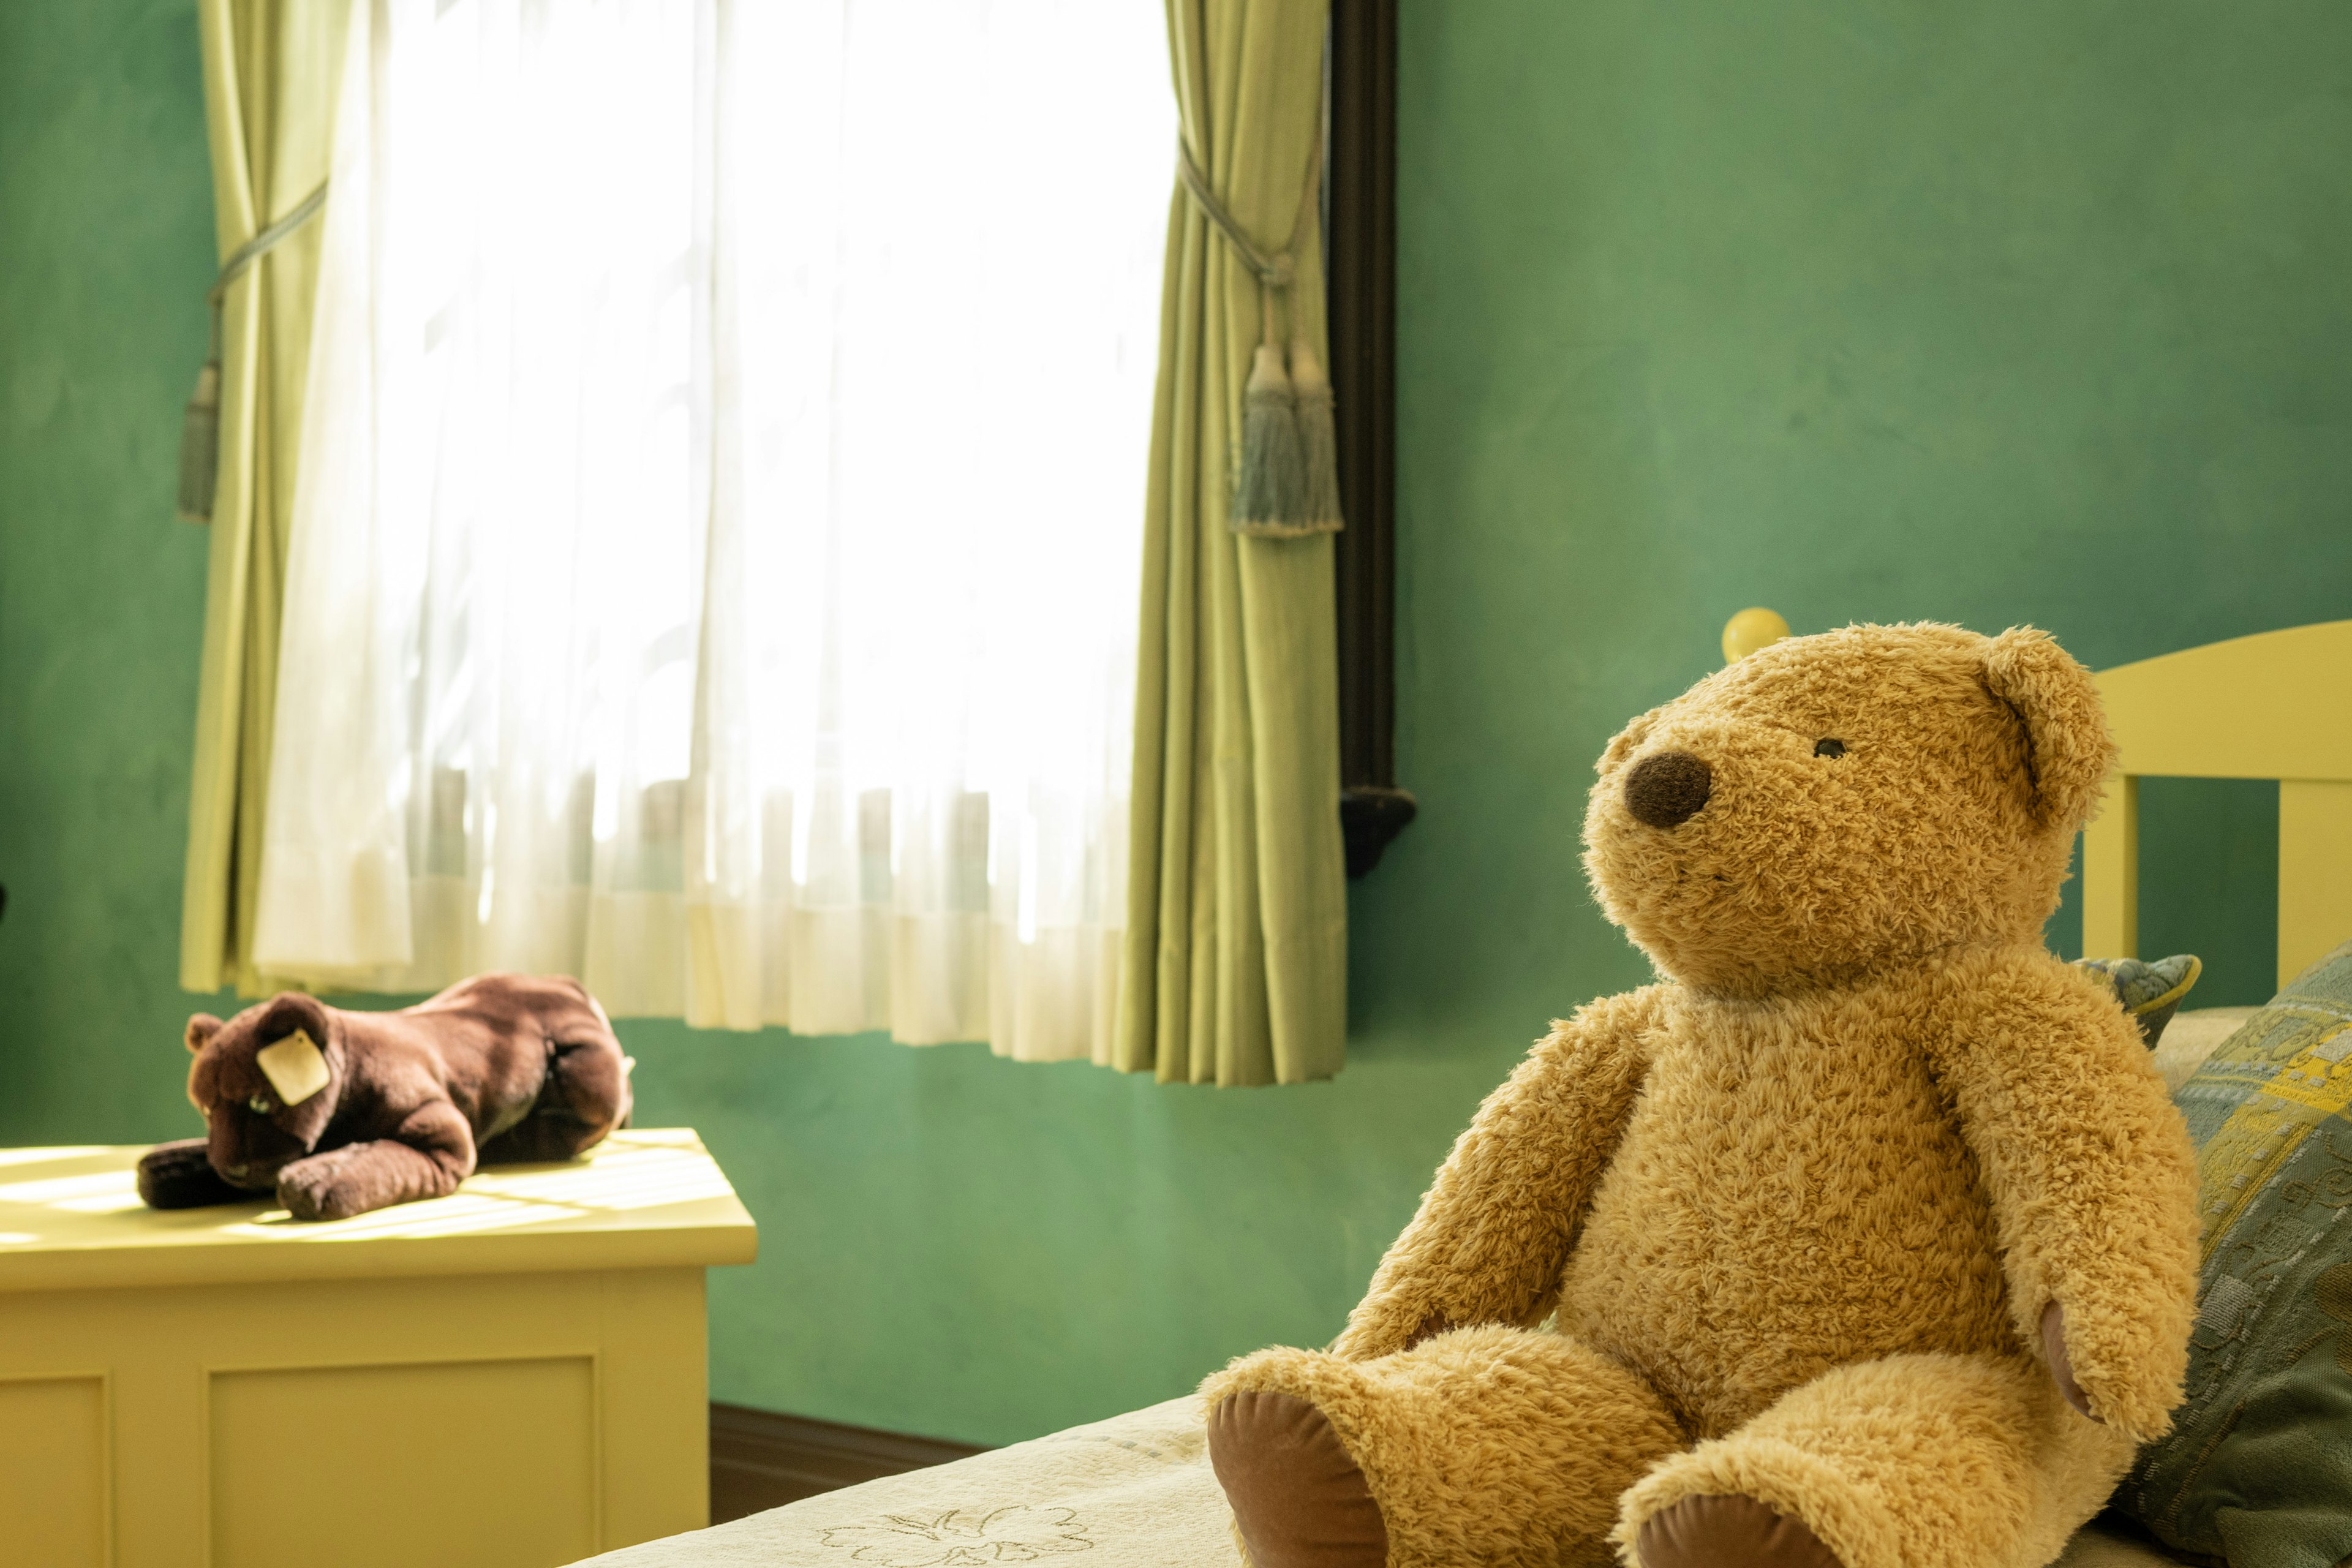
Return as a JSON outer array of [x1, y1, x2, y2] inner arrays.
[[1, 1, 219, 1139], [4, 0, 2347, 1449]]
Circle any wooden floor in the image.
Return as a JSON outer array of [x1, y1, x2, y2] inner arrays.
[[709, 1403, 990, 1524]]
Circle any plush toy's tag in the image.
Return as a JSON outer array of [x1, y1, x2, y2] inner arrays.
[[256, 1028, 330, 1107]]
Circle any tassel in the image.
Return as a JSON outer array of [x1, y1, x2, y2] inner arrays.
[[172, 180, 330, 524], [1288, 338, 1342, 533], [176, 329, 222, 524], [1232, 342, 1303, 533]]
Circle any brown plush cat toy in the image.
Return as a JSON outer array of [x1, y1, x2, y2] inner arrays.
[[137, 973, 633, 1222]]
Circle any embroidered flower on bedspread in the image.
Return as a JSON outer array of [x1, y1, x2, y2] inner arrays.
[[820, 1506, 1094, 1567]]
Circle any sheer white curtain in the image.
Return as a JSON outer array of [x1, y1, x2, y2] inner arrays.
[[254, 0, 1172, 1059]]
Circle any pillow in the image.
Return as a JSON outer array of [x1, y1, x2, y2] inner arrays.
[[2154, 1009, 2260, 1096], [2114, 940, 2352, 1568]]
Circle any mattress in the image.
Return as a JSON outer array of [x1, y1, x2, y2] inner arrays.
[[584, 1010, 2243, 1568]]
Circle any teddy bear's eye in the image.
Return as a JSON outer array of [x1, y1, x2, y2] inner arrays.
[[1814, 739, 1847, 758], [247, 1093, 274, 1115]]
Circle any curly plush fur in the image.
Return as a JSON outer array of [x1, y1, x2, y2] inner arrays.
[[1202, 624, 2200, 1568], [138, 973, 632, 1222]]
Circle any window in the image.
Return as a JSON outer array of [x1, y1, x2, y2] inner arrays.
[[255, 0, 1176, 1058], [1327, 0, 1410, 876]]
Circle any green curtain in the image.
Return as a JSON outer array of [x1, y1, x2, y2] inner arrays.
[[179, 0, 348, 995], [1117, 0, 1348, 1085]]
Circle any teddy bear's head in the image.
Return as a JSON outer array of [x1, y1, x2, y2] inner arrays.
[[1582, 623, 2113, 996], [184, 993, 345, 1191]]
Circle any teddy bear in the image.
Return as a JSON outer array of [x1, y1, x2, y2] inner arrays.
[[137, 972, 633, 1223], [1201, 625, 2201, 1568]]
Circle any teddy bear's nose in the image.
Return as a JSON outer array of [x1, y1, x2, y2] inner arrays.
[[1624, 750, 1712, 829]]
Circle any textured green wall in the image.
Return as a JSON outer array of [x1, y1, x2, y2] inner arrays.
[[3, 0, 2348, 1449], [1365, 0, 2352, 1027], [0, 1, 219, 1137]]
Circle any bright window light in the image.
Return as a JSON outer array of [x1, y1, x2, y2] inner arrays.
[[256, 0, 1176, 1058]]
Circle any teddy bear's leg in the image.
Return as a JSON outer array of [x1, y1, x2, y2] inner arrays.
[[1617, 1351, 2138, 1568], [477, 1041, 631, 1164], [1204, 1324, 1685, 1568]]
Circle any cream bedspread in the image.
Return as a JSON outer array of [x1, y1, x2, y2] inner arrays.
[[575, 1396, 2181, 1567], [582, 1398, 1227, 1568]]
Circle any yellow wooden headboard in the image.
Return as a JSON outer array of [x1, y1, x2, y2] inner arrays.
[[2081, 619, 2352, 988]]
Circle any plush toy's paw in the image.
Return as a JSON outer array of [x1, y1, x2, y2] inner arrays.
[[1206, 1391, 1387, 1568], [1636, 1495, 1844, 1568], [135, 1139, 247, 1209], [2038, 1299, 2180, 1441], [2040, 1300, 2094, 1421], [276, 1152, 372, 1223]]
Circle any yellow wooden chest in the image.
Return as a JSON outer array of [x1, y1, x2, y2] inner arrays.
[[0, 1128, 756, 1567]]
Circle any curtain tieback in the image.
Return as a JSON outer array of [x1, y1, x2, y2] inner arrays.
[[1176, 142, 1341, 539], [177, 179, 331, 524]]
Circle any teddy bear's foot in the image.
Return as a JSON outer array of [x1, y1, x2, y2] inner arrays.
[[476, 1036, 632, 1164], [1204, 1325, 1683, 1568], [1615, 1351, 2136, 1568], [1636, 1496, 1842, 1568], [1208, 1391, 1387, 1568]]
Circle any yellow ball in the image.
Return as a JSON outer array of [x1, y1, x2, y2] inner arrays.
[[1721, 607, 1792, 665]]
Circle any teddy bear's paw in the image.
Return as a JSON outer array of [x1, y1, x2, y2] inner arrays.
[[2038, 1302, 2094, 1421], [136, 1139, 245, 1210], [276, 1155, 371, 1223], [1636, 1495, 1843, 1568], [1206, 1391, 1387, 1568], [2057, 1363, 2179, 1446], [2038, 1301, 2183, 1443]]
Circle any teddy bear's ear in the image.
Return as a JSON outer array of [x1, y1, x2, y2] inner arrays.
[[1597, 708, 1662, 775], [255, 993, 334, 1052], [1980, 627, 2116, 830], [185, 1014, 224, 1054], [252, 993, 342, 1144]]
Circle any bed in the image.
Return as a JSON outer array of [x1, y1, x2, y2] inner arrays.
[[586, 621, 2352, 1568], [577, 1392, 2207, 1567], [2083, 619, 2352, 991]]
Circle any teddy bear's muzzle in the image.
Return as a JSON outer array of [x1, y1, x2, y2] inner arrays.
[[216, 1159, 282, 1191], [1624, 750, 1713, 829]]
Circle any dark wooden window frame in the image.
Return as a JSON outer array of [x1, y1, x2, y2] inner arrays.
[[1328, 0, 1413, 878]]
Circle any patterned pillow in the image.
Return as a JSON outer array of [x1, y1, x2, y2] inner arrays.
[[2115, 940, 2352, 1567]]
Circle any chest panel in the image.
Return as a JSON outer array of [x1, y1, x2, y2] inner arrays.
[[1561, 986, 2016, 1434]]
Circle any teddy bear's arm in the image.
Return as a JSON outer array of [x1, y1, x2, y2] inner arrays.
[[276, 1100, 477, 1223], [1927, 960, 2200, 1441], [1330, 986, 1664, 1362]]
